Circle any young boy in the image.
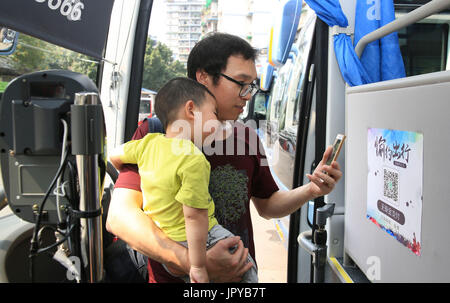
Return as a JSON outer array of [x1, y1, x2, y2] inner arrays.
[[109, 77, 257, 283]]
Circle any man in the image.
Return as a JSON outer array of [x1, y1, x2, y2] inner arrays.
[[106, 33, 342, 282]]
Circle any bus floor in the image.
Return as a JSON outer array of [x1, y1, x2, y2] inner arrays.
[[250, 202, 288, 283]]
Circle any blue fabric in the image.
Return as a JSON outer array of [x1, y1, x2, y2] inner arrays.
[[305, 0, 368, 86], [333, 33, 373, 85], [379, 1, 406, 81], [305, 0, 348, 27], [354, 0, 406, 82], [305, 0, 405, 86], [354, 0, 382, 82]]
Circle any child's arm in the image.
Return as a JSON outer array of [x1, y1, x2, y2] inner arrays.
[[108, 145, 125, 171], [183, 205, 209, 283]]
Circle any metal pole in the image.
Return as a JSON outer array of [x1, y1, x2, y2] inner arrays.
[[72, 92, 104, 282], [297, 204, 335, 283], [297, 229, 327, 283], [76, 155, 103, 282]]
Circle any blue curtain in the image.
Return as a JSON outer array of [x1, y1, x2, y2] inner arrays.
[[354, 0, 406, 82], [305, 0, 405, 86]]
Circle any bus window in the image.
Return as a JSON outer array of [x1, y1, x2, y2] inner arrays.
[[398, 22, 449, 76], [254, 92, 267, 118], [138, 99, 152, 122], [0, 33, 99, 94], [284, 10, 316, 135], [270, 58, 294, 131], [267, 6, 316, 190], [139, 99, 151, 114]]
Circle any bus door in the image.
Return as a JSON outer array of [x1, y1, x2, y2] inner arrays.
[[292, 0, 450, 283]]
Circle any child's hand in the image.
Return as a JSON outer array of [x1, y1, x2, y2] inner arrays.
[[190, 265, 209, 283]]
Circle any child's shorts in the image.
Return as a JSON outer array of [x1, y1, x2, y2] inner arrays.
[[164, 224, 258, 283]]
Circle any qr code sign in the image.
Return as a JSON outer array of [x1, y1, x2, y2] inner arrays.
[[383, 168, 399, 202]]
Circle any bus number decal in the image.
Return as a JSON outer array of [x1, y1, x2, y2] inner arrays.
[[35, 0, 85, 21]]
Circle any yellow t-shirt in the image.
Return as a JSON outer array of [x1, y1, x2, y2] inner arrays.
[[120, 133, 218, 242]]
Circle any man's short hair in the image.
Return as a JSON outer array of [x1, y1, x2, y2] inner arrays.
[[154, 77, 215, 130], [187, 33, 257, 85]]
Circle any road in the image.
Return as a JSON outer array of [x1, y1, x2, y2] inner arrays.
[[250, 202, 287, 283]]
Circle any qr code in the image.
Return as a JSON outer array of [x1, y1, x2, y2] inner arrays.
[[383, 168, 399, 202]]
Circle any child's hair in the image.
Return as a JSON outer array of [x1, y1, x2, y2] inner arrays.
[[154, 77, 215, 130]]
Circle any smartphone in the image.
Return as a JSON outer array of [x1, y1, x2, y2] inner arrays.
[[326, 134, 346, 166]]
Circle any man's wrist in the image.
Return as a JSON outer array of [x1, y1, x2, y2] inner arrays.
[[164, 243, 191, 276], [305, 182, 318, 200], [180, 247, 191, 274]]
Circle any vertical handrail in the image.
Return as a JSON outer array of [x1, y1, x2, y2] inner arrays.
[[72, 92, 105, 282]]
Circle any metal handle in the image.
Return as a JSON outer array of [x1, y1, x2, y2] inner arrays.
[[316, 203, 335, 227], [297, 230, 328, 283], [298, 230, 316, 255]]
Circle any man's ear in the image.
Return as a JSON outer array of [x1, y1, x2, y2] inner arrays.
[[196, 69, 210, 86], [184, 100, 196, 120]]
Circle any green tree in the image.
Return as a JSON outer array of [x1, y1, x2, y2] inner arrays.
[[10, 33, 98, 82], [70, 53, 98, 81], [142, 38, 186, 91], [171, 60, 186, 77], [10, 34, 50, 73], [9, 34, 181, 89]]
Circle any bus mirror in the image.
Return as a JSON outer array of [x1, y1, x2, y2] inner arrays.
[[0, 28, 18, 55]]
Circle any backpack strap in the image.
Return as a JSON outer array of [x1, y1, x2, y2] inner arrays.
[[147, 116, 164, 134]]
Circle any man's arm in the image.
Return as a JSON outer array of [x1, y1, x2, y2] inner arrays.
[[108, 145, 125, 171], [252, 146, 342, 219], [106, 187, 191, 273]]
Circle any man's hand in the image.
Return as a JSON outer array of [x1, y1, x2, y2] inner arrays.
[[306, 145, 343, 199], [206, 236, 253, 282]]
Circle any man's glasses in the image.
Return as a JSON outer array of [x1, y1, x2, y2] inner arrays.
[[220, 73, 259, 97]]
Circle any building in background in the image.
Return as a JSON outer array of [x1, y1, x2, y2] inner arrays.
[[201, 0, 274, 76], [162, 0, 280, 74], [165, 0, 205, 65], [139, 88, 157, 123], [201, 0, 218, 34], [216, 0, 273, 50]]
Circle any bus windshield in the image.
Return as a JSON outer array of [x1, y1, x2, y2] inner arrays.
[[0, 32, 100, 94]]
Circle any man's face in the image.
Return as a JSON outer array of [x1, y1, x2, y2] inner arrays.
[[201, 55, 257, 122]]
